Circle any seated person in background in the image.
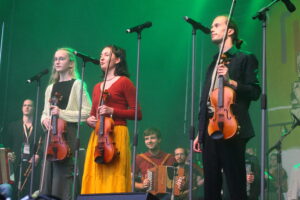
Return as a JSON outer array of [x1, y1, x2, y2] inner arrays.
[[173, 147, 203, 200], [287, 163, 300, 200], [245, 147, 260, 200], [265, 152, 288, 200], [135, 128, 175, 200], [4, 99, 41, 199]]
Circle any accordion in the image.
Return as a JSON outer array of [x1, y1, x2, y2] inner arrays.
[[0, 148, 14, 184], [146, 165, 175, 195]]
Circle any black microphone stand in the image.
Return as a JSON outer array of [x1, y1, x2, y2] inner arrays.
[[188, 25, 197, 200], [266, 117, 299, 200], [130, 29, 143, 192], [71, 59, 88, 200], [28, 75, 43, 196], [184, 17, 209, 200], [253, 1, 282, 199], [17, 148, 24, 199]]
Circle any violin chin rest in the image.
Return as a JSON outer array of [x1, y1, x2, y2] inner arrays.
[[95, 156, 104, 164], [210, 131, 224, 140]]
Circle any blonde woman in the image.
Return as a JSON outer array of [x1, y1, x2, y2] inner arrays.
[[41, 47, 91, 200]]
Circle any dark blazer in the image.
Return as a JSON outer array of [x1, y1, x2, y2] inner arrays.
[[4, 119, 42, 197], [198, 46, 261, 143]]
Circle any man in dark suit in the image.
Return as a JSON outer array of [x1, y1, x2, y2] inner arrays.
[[4, 99, 42, 199], [193, 15, 261, 200]]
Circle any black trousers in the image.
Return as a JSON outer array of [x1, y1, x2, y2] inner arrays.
[[202, 133, 247, 200]]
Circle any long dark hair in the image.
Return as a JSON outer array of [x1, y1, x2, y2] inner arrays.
[[103, 45, 129, 77]]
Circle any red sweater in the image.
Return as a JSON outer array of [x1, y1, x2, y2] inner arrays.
[[90, 76, 142, 125]]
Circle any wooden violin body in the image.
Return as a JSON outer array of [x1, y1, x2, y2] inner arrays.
[[46, 94, 70, 161], [94, 90, 119, 164], [208, 54, 239, 140], [94, 116, 119, 164], [208, 85, 238, 139]]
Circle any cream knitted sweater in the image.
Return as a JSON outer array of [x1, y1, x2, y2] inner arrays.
[[41, 79, 91, 124]]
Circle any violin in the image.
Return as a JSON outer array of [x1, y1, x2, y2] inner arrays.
[[208, 54, 239, 139], [94, 90, 119, 164], [20, 136, 43, 191], [46, 93, 70, 161]]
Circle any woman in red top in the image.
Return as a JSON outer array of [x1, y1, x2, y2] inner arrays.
[[81, 45, 142, 193]]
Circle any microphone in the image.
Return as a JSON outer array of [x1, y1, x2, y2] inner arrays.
[[26, 69, 49, 83], [183, 16, 211, 34], [73, 51, 100, 65], [281, 0, 296, 12], [126, 21, 152, 33]]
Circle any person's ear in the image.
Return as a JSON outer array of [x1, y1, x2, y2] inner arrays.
[[115, 57, 121, 64], [228, 28, 234, 37]]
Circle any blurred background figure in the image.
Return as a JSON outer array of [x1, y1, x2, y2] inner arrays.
[[173, 147, 203, 200], [265, 152, 288, 200], [4, 99, 41, 199]]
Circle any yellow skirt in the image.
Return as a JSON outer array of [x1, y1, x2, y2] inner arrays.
[[81, 125, 131, 194]]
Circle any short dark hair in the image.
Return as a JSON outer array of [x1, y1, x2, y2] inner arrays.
[[143, 127, 161, 139]]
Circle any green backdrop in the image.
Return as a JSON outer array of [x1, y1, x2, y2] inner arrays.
[[1, 0, 298, 172]]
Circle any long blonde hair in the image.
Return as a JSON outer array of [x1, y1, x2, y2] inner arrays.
[[49, 47, 79, 84]]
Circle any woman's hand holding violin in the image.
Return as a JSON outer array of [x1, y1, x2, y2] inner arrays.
[[98, 105, 114, 116], [87, 116, 97, 128], [50, 105, 60, 115]]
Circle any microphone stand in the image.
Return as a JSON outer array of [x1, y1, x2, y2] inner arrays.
[[188, 25, 197, 200], [253, 1, 282, 199], [71, 59, 87, 200], [130, 30, 142, 192], [29, 74, 43, 196], [184, 19, 209, 200], [266, 117, 299, 200], [17, 149, 24, 199], [171, 166, 178, 200]]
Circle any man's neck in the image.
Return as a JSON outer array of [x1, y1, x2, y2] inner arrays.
[[23, 115, 33, 124], [218, 39, 233, 53], [148, 148, 160, 156]]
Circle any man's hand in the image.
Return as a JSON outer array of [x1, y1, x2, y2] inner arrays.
[[247, 172, 255, 184], [176, 176, 186, 191], [29, 155, 40, 166], [193, 135, 202, 152], [142, 178, 150, 189]]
